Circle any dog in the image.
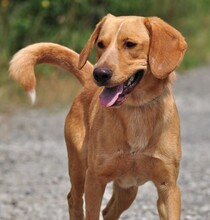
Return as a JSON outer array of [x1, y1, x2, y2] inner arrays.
[[9, 14, 187, 220]]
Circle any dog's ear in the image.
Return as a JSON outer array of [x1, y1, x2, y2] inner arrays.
[[144, 17, 187, 79], [78, 15, 108, 69]]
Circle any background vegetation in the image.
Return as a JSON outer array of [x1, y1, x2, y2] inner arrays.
[[1, 0, 210, 110]]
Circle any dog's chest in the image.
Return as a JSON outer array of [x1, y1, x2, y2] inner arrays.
[[126, 125, 149, 152], [96, 148, 154, 188], [124, 112, 152, 152], [94, 107, 159, 185]]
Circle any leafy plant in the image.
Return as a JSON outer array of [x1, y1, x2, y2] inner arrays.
[[1, 0, 210, 109]]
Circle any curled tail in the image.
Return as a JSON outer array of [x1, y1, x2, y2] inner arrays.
[[9, 42, 94, 103]]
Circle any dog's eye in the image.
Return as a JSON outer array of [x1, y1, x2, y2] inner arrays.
[[97, 41, 105, 49], [124, 41, 137, 48]]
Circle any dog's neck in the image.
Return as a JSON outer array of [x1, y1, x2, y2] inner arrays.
[[115, 82, 175, 152], [142, 82, 172, 107]]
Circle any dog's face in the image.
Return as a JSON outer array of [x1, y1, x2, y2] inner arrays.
[[79, 14, 187, 107]]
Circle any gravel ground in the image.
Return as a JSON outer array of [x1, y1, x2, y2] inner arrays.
[[0, 66, 210, 220]]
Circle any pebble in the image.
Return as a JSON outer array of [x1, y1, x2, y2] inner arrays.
[[1, 67, 210, 219]]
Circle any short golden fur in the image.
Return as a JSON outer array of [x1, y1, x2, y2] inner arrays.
[[9, 14, 187, 220]]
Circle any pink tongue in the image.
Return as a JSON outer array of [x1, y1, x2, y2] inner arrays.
[[99, 85, 123, 107]]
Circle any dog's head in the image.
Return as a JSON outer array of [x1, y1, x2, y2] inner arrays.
[[79, 14, 187, 107]]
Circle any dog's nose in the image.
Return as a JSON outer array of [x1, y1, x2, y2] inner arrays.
[[93, 67, 112, 85]]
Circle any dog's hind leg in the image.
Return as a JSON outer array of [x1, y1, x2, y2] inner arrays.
[[102, 182, 138, 220], [66, 149, 86, 220], [65, 109, 88, 220]]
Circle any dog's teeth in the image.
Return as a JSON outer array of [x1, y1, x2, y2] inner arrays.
[[130, 76, 135, 82], [127, 76, 134, 86]]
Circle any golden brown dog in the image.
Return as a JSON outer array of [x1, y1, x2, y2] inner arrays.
[[9, 14, 187, 220]]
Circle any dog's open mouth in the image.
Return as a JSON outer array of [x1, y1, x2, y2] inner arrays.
[[99, 70, 144, 107]]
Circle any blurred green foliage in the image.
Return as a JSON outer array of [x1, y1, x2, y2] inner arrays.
[[0, 0, 210, 110], [1, 0, 210, 69]]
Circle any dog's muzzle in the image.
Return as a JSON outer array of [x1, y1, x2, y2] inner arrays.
[[98, 69, 144, 107]]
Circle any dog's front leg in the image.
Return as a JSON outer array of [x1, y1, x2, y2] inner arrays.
[[156, 183, 181, 220], [85, 169, 106, 220]]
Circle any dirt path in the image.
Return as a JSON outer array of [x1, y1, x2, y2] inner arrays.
[[0, 67, 210, 220]]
